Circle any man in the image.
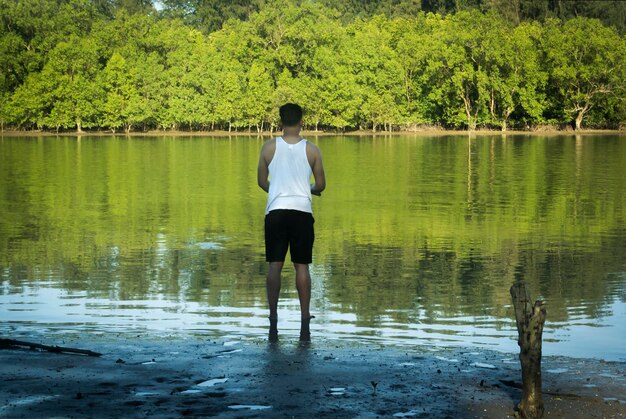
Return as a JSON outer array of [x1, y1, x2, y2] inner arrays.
[[257, 103, 326, 340]]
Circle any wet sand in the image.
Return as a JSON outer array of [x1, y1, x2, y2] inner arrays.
[[1, 333, 624, 418]]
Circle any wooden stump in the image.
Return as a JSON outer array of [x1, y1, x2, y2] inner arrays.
[[510, 281, 546, 419]]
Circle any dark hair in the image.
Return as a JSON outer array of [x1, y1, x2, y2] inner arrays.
[[279, 103, 303, 127]]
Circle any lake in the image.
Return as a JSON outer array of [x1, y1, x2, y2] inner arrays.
[[1, 134, 625, 361]]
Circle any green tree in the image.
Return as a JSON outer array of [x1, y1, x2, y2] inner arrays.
[[346, 15, 405, 131], [243, 60, 274, 132], [506, 21, 546, 127], [43, 36, 104, 131], [479, 16, 546, 130], [160, 0, 261, 33], [100, 51, 133, 132], [4, 71, 51, 129], [214, 62, 245, 131], [481, 0, 522, 24], [157, 22, 207, 130], [7, 34, 104, 131], [551, 1, 626, 35], [389, 15, 436, 126], [542, 17, 626, 130], [243, 0, 339, 78], [317, 66, 361, 130], [229, 0, 346, 130], [91, 12, 169, 130], [115, 0, 155, 15], [129, 52, 166, 130], [418, 11, 491, 129], [318, 0, 422, 22], [0, 0, 103, 110]]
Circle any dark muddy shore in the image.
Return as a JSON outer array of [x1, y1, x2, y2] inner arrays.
[[1, 333, 624, 418]]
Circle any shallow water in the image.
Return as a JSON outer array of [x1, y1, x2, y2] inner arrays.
[[1, 134, 625, 361]]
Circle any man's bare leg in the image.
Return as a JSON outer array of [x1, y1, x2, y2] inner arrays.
[[267, 261, 283, 321], [299, 317, 312, 342], [294, 263, 311, 320]]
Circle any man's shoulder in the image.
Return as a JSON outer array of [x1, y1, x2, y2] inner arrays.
[[305, 140, 321, 154], [259, 139, 277, 165], [262, 138, 277, 151]]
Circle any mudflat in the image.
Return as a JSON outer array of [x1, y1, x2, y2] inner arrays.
[[1, 333, 624, 418]]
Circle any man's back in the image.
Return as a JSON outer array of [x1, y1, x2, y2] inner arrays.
[[265, 137, 313, 214]]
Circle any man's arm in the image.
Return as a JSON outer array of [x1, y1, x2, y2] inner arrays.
[[257, 141, 273, 193], [307, 142, 326, 196], [257, 143, 270, 192]]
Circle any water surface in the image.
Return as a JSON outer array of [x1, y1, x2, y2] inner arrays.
[[1, 134, 625, 360]]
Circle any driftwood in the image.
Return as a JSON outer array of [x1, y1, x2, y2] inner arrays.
[[510, 281, 547, 419], [0, 338, 102, 357]]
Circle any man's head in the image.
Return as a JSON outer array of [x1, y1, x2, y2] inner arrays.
[[279, 103, 303, 127]]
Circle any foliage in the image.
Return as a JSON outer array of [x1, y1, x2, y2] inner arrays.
[[1, 0, 625, 131], [541, 17, 626, 130]]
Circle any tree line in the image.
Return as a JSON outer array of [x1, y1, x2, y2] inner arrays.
[[1, 0, 625, 132]]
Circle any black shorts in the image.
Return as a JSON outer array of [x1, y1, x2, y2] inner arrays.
[[265, 209, 315, 264]]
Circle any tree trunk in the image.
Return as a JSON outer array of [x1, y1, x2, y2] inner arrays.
[[462, 94, 476, 131], [76, 119, 83, 133], [502, 109, 513, 132], [575, 110, 584, 131], [510, 281, 546, 419]]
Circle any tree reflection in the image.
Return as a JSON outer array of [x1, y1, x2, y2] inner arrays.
[[0, 135, 624, 334]]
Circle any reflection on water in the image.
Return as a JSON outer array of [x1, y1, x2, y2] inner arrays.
[[1, 135, 625, 361]]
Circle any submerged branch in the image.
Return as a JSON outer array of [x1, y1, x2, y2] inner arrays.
[[0, 338, 102, 357]]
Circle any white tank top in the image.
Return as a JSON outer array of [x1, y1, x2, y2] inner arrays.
[[265, 137, 313, 214]]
